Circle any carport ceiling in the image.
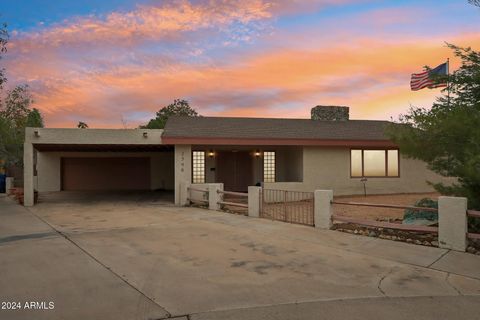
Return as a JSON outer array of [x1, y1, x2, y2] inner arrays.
[[33, 144, 173, 152]]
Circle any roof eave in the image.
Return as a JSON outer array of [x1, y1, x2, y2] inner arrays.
[[162, 136, 397, 147]]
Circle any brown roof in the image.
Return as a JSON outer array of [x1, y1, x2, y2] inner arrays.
[[163, 116, 392, 143]]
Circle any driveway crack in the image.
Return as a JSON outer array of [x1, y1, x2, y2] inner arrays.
[[25, 207, 172, 318], [427, 249, 450, 268], [377, 267, 395, 296], [445, 273, 463, 296]]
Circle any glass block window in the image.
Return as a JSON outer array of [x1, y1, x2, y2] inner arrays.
[[192, 151, 205, 183], [263, 151, 276, 183]]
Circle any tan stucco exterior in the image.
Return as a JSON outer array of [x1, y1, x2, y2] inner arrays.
[[24, 128, 452, 206], [25, 127, 164, 145], [36, 152, 174, 192], [265, 147, 452, 195], [174, 145, 192, 205], [24, 128, 168, 206]]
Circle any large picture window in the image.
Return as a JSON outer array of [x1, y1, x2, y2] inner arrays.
[[351, 149, 399, 178], [192, 151, 205, 183], [263, 151, 276, 182]]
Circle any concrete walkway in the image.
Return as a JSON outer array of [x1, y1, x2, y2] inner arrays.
[[1, 194, 480, 319]]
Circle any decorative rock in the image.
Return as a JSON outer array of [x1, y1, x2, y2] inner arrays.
[[467, 246, 476, 254], [431, 241, 439, 247], [423, 241, 431, 246], [368, 231, 377, 237], [414, 240, 422, 245]]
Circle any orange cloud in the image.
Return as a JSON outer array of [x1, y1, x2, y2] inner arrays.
[[11, 32, 479, 128], [3, 1, 479, 128]]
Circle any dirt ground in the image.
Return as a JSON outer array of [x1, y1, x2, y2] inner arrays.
[[333, 192, 439, 221]]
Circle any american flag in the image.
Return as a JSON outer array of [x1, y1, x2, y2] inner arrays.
[[410, 62, 448, 91]]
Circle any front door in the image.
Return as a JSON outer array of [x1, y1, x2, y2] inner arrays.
[[215, 151, 253, 192]]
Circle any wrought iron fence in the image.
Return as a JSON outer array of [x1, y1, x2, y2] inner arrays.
[[260, 189, 314, 226]]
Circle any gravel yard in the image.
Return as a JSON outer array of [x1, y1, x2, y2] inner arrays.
[[333, 193, 439, 221]]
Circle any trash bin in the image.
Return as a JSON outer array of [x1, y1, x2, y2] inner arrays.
[[0, 174, 5, 193]]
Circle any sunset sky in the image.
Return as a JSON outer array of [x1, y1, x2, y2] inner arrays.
[[1, 0, 479, 128]]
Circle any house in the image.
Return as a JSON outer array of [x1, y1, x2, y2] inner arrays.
[[23, 106, 449, 206]]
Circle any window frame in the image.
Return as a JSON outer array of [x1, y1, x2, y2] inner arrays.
[[192, 150, 206, 184], [349, 148, 400, 178], [263, 150, 276, 183]]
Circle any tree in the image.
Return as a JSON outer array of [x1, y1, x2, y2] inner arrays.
[[469, 0, 480, 7], [0, 20, 44, 172], [0, 20, 8, 91], [0, 85, 44, 168], [2, 85, 33, 127], [26, 108, 44, 128], [386, 44, 480, 210], [0, 20, 8, 111], [77, 121, 88, 128], [141, 99, 200, 129]]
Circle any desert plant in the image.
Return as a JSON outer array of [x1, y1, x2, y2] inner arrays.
[[403, 198, 438, 225]]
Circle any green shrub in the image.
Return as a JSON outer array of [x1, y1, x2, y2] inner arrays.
[[403, 198, 438, 225]]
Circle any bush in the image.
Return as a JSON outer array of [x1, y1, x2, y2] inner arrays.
[[403, 198, 438, 225], [403, 197, 480, 233], [469, 216, 480, 233]]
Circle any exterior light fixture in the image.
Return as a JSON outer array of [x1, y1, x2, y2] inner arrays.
[[208, 150, 215, 158], [254, 150, 261, 157], [34, 130, 40, 137], [143, 132, 148, 138]]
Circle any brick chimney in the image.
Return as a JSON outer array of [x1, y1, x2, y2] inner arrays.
[[311, 106, 349, 121]]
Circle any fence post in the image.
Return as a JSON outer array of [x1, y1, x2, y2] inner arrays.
[[208, 183, 223, 211], [179, 181, 191, 206], [438, 196, 467, 252], [314, 190, 333, 229], [248, 186, 261, 218], [5, 177, 14, 194]]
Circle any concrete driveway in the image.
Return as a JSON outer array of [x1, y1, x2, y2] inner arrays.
[[1, 192, 480, 320]]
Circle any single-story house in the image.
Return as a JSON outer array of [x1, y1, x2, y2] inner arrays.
[[23, 106, 450, 206]]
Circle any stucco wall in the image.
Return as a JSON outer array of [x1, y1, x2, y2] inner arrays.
[[37, 152, 61, 191], [36, 151, 174, 192], [25, 128, 164, 145], [265, 147, 453, 195], [151, 152, 175, 190], [174, 145, 192, 205]]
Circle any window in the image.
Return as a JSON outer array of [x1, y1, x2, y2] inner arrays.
[[263, 151, 276, 182], [192, 151, 205, 183], [350, 149, 399, 178]]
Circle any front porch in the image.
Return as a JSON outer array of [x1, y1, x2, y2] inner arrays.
[[190, 145, 303, 192]]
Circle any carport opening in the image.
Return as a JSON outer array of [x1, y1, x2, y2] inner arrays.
[[33, 144, 175, 204]]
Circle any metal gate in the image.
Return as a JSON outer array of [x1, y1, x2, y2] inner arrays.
[[260, 189, 314, 226]]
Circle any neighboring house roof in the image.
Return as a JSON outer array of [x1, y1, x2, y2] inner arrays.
[[162, 116, 397, 147]]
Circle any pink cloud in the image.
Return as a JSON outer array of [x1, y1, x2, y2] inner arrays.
[[10, 0, 273, 50], [2, 1, 479, 128]]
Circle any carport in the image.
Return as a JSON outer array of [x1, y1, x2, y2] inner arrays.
[[24, 128, 174, 206]]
